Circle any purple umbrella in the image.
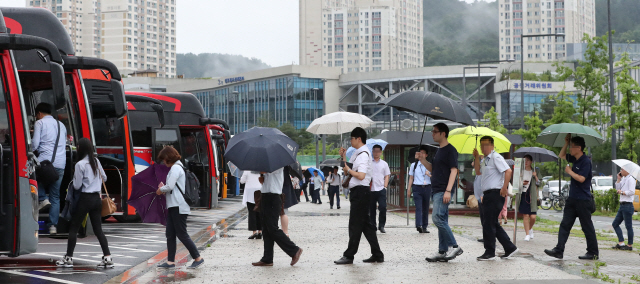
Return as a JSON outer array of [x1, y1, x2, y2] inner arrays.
[[129, 164, 171, 226]]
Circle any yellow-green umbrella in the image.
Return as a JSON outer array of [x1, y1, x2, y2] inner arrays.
[[448, 126, 512, 154]]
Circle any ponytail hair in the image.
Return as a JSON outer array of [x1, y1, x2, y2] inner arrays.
[[77, 137, 98, 175]]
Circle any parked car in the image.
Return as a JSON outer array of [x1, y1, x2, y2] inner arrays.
[[591, 176, 614, 192], [542, 180, 568, 199]]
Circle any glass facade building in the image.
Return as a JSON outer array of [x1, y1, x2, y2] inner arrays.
[[500, 91, 577, 127], [195, 76, 325, 134]]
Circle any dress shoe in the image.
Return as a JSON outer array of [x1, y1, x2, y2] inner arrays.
[[334, 256, 354, 264], [422, 228, 430, 233], [544, 249, 563, 259], [291, 248, 303, 266], [416, 227, 423, 233], [337, 206, 341, 209], [578, 254, 599, 260], [256, 233, 262, 239], [252, 261, 273, 266], [248, 233, 257, 239], [363, 256, 384, 263], [477, 239, 484, 242], [379, 228, 386, 234]]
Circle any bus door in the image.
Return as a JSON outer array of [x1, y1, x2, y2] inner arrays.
[[0, 31, 66, 256], [178, 126, 212, 208]]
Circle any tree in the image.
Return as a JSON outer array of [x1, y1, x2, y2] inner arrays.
[[611, 51, 640, 161], [513, 111, 545, 148], [544, 90, 578, 126], [571, 34, 610, 127], [479, 106, 507, 134]]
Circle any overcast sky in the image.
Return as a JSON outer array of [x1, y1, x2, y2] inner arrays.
[[3, 0, 492, 66]]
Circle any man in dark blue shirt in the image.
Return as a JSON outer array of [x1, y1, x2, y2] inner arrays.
[[545, 134, 598, 260]]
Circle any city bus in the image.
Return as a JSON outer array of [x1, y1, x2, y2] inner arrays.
[[0, 8, 68, 257], [126, 91, 229, 208]]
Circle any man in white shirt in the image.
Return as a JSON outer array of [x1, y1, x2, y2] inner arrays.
[[334, 127, 384, 265], [327, 167, 341, 209], [252, 167, 303, 266], [370, 145, 390, 233], [312, 171, 324, 204], [612, 169, 635, 250], [408, 145, 432, 234]]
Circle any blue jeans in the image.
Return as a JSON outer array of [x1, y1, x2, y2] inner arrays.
[[38, 167, 64, 227], [432, 191, 457, 252], [613, 202, 634, 245], [412, 185, 431, 229]]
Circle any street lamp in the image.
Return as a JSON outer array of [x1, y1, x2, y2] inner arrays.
[[477, 59, 515, 118], [519, 33, 564, 128], [312, 88, 320, 168], [463, 66, 498, 121], [607, 0, 616, 181]]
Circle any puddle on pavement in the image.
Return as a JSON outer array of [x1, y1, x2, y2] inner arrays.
[[150, 270, 196, 283]]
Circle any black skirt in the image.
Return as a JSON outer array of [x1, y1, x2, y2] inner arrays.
[[518, 190, 536, 215], [247, 202, 262, 231]]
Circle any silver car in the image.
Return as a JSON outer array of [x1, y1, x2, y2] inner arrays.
[[542, 180, 568, 199]]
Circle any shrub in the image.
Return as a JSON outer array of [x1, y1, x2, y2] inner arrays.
[[593, 188, 619, 213]]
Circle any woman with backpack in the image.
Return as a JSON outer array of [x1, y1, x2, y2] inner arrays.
[[155, 146, 205, 269], [56, 138, 112, 268]]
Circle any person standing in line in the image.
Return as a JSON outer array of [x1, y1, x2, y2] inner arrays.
[[32, 103, 67, 235], [408, 146, 432, 234], [252, 167, 303, 266], [155, 146, 205, 269], [327, 167, 342, 209], [544, 134, 599, 260], [517, 155, 540, 242], [420, 123, 463, 262], [312, 171, 324, 205], [370, 145, 391, 233], [300, 176, 310, 202], [309, 173, 317, 203], [56, 138, 112, 268], [241, 171, 262, 240], [334, 127, 384, 265], [473, 136, 519, 261], [611, 169, 634, 251], [472, 155, 485, 243]]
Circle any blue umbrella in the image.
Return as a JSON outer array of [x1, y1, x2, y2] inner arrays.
[[346, 147, 356, 161], [307, 167, 325, 180], [224, 127, 299, 173], [366, 139, 388, 152]]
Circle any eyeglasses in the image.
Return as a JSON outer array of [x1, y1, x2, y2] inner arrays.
[[431, 130, 441, 134]]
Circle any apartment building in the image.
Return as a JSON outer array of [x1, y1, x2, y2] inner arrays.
[[300, 0, 423, 73], [27, 0, 177, 78], [498, 0, 596, 62]]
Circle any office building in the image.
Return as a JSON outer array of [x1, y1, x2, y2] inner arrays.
[[27, 0, 177, 78], [498, 0, 596, 61], [300, 0, 423, 73]]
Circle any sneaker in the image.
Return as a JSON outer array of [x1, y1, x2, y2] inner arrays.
[[49, 225, 57, 235], [445, 246, 463, 260], [530, 229, 534, 239], [55, 255, 73, 267], [477, 253, 496, 261], [38, 199, 51, 211], [97, 256, 114, 268], [188, 258, 204, 269], [157, 262, 175, 269], [425, 252, 448, 262], [524, 235, 531, 242], [501, 248, 519, 259]]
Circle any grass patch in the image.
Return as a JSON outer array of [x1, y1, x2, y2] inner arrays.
[[593, 211, 618, 217], [630, 274, 640, 281], [536, 217, 561, 226], [633, 215, 640, 221], [581, 261, 614, 283]]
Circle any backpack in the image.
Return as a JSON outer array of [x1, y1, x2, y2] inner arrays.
[[175, 165, 201, 207]]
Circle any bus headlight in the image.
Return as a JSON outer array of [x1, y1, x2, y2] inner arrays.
[[30, 184, 38, 222]]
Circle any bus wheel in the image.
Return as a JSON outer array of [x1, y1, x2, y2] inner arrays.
[[113, 215, 142, 223]]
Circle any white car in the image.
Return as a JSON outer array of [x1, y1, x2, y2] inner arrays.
[[591, 176, 614, 192], [542, 180, 568, 199]]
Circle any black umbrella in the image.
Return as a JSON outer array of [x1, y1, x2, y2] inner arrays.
[[513, 147, 558, 163], [288, 161, 303, 180], [224, 127, 299, 173], [379, 91, 475, 126], [505, 159, 515, 167], [319, 159, 341, 168]]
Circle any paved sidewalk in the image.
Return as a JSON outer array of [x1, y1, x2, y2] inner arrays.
[[153, 195, 619, 284]]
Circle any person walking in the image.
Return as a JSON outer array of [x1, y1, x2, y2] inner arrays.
[[516, 155, 539, 241], [327, 167, 342, 209], [300, 177, 310, 202], [544, 134, 599, 260], [312, 171, 324, 205], [472, 155, 485, 243], [241, 171, 262, 240], [407, 145, 432, 234], [281, 166, 300, 236], [56, 138, 112, 268], [420, 123, 463, 262], [309, 174, 317, 203], [370, 145, 390, 233], [292, 175, 301, 202], [252, 167, 303, 266], [473, 136, 519, 261], [32, 103, 67, 235], [334, 127, 384, 265], [155, 146, 205, 269], [612, 169, 634, 251]]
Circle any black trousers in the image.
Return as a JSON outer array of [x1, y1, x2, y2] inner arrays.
[[166, 207, 200, 262], [66, 192, 110, 257], [328, 185, 340, 208], [310, 183, 317, 203], [260, 193, 299, 263], [370, 189, 387, 229], [301, 185, 309, 202], [478, 200, 485, 227], [481, 190, 517, 256], [555, 197, 599, 255], [247, 202, 262, 231], [343, 186, 383, 259]]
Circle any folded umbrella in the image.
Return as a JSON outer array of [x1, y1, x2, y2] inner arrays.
[[513, 147, 558, 163], [536, 123, 604, 147], [612, 159, 640, 181], [448, 126, 511, 154], [129, 163, 171, 226], [224, 127, 299, 173]]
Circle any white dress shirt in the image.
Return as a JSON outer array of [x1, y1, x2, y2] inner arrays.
[[616, 175, 636, 203], [240, 171, 262, 205], [480, 150, 510, 191], [409, 162, 431, 185], [522, 170, 533, 193], [32, 115, 67, 169], [371, 159, 391, 191], [261, 167, 284, 194], [159, 161, 191, 215], [72, 156, 107, 193], [327, 172, 341, 186], [347, 145, 372, 188], [313, 175, 323, 188]]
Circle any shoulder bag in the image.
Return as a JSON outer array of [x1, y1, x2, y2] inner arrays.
[[342, 151, 369, 188], [101, 175, 117, 217], [36, 118, 62, 185]]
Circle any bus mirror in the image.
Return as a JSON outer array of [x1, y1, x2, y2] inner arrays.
[[150, 103, 165, 127], [49, 62, 66, 109], [110, 80, 127, 118]]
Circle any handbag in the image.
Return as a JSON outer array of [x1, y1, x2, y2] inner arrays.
[[101, 177, 117, 217], [35, 118, 62, 185], [342, 151, 368, 188], [588, 184, 596, 214]]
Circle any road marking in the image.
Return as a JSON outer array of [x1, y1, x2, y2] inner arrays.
[[0, 269, 83, 284], [105, 234, 166, 243], [76, 243, 156, 253]]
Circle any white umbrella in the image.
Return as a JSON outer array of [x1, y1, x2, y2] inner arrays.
[[612, 159, 640, 180], [306, 111, 374, 135]]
